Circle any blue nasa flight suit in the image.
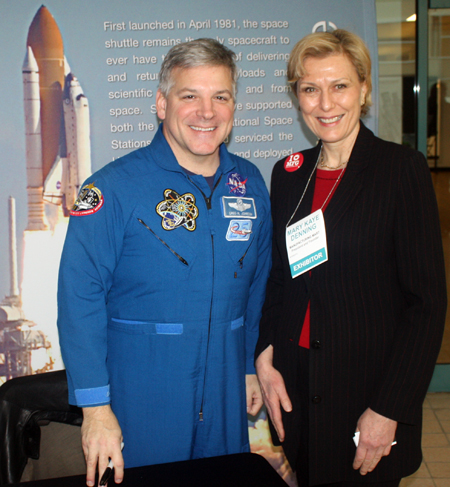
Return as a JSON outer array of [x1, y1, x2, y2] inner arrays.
[[57, 125, 272, 468]]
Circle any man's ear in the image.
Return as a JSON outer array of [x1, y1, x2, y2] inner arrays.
[[156, 89, 167, 120]]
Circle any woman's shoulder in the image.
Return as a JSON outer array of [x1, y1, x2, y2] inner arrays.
[[361, 122, 424, 164], [272, 145, 319, 178]]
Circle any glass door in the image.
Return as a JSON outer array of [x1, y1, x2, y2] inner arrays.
[[428, 8, 450, 169]]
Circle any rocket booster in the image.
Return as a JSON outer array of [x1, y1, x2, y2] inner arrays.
[[23, 6, 92, 228], [27, 5, 64, 185], [22, 46, 46, 230], [22, 47, 42, 189]]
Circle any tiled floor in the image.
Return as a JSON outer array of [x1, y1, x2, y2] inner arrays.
[[400, 392, 450, 487]]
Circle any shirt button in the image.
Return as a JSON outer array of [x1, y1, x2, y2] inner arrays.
[[312, 395, 322, 404], [311, 340, 321, 349]]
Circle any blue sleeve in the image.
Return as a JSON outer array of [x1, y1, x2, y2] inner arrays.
[[57, 175, 125, 407], [244, 174, 272, 374]]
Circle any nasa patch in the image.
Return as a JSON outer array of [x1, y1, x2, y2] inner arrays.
[[284, 152, 304, 172], [226, 172, 247, 196], [226, 219, 252, 241], [70, 183, 104, 216], [156, 189, 199, 231]]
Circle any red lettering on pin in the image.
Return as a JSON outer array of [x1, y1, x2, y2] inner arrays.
[[284, 152, 304, 172]]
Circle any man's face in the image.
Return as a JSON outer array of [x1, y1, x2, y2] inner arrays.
[[156, 65, 235, 171]]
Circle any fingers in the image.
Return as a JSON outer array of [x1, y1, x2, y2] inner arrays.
[[247, 392, 264, 416], [259, 383, 282, 439], [260, 374, 291, 442], [278, 386, 293, 414], [112, 448, 125, 484], [96, 451, 111, 487], [83, 438, 124, 486], [256, 346, 292, 442], [353, 445, 389, 475], [81, 406, 124, 487], [84, 447, 97, 487], [245, 374, 264, 416], [352, 445, 365, 471], [268, 398, 286, 441], [353, 408, 397, 475]]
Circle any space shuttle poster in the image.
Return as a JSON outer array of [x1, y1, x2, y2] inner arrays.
[[0, 1, 378, 483]]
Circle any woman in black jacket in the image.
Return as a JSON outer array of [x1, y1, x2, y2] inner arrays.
[[255, 29, 447, 487]]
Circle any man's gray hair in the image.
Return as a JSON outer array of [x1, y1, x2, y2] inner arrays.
[[158, 38, 238, 97]]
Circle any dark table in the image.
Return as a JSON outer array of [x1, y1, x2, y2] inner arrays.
[[11, 453, 287, 486]]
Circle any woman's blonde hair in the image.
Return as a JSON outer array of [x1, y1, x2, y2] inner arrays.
[[287, 29, 372, 115]]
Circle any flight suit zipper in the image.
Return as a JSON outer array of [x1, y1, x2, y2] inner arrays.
[[186, 175, 222, 422]]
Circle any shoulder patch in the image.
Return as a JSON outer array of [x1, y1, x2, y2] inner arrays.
[[70, 183, 104, 216], [284, 152, 304, 172]]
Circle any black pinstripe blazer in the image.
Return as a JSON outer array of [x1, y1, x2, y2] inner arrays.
[[255, 122, 447, 484]]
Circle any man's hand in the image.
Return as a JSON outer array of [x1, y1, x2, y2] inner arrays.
[[255, 345, 292, 442], [81, 405, 124, 486], [353, 407, 397, 475], [246, 374, 263, 416]]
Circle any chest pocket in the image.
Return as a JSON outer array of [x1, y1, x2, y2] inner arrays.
[[130, 204, 197, 277], [226, 219, 260, 280]]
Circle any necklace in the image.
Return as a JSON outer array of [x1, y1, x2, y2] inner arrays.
[[320, 167, 345, 209], [319, 152, 348, 170], [286, 147, 345, 228]]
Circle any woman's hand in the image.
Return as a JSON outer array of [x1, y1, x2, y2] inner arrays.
[[353, 407, 397, 475], [255, 345, 292, 442]]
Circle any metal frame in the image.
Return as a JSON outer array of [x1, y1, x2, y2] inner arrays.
[[416, 0, 428, 157]]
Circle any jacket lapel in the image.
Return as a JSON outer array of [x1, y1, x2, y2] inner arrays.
[[286, 145, 321, 292], [295, 122, 375, 289], [322, 122, 375, 230]]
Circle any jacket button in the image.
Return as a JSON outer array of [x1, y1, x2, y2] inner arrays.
[[312, 395, 322, 404], [311, 340, 321, 349]]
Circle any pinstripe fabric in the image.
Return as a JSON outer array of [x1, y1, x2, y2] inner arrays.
[[255, 122, 447, 485]]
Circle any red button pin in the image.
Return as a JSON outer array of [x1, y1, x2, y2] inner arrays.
[[284, 152, 304, 172]]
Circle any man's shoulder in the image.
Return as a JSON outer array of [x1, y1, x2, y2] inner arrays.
[[227, 151, 265, 181], [88, 144, 157, 187]]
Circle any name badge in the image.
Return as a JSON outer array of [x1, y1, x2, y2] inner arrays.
[[285, 209, 328, 278], [221, 197, 257, 219]]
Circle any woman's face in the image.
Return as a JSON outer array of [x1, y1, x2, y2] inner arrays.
[[297, 53, 367, 150]]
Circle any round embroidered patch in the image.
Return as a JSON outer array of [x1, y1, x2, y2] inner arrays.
[[70, 183, 104, 216], [156, 189, 199, 231], [226, 172, 247, 196], [284, 152, 304, 172]]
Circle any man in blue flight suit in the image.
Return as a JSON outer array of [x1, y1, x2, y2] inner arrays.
[[57, 38, 272, 487]]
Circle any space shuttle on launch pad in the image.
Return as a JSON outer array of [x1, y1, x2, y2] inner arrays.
[[23, 5, 91, 229]]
